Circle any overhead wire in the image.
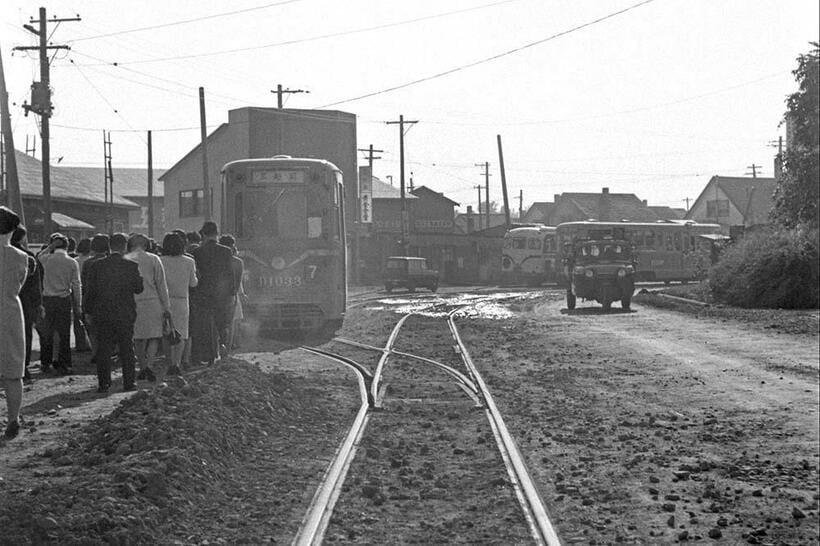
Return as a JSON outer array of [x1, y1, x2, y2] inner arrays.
[[316, 0, 657, 108]]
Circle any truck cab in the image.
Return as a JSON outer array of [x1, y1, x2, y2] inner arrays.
[[564, 239, 636, 310], [383, 256, 439, 293]]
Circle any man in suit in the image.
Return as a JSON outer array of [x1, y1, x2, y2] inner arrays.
[[83, 233, 143, 393], [190, 221, 234, 366]]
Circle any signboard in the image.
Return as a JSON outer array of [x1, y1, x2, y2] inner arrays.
[[359, 166, 373, 224], [252, 170, 305, 184]]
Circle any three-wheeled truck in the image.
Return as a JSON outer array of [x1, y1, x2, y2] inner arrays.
[[563, 239, 636, 310]]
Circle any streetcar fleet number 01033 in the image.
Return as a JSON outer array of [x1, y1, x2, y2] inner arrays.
[[257, 265, 318, 288]]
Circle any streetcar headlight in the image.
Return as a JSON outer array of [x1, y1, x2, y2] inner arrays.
[[617, 268, 626, 278], [585, 269, 594, 278]]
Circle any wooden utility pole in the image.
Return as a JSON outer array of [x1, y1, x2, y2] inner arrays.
[[497, 135, 511, 229], [271, 84, 308, 108], [474, 185, 483, 230], [0, 44, 23, 220], [475, 161, 491, 230], [358, 144, 383, 177], [103, 131, 114, 232], [746, 163, 760, 178], [147, 130, 154, 238], [199, 87, 211, 221], [517, 190, 523, 220], [14, 7, 80, 240], [385, 115, 418, 253]]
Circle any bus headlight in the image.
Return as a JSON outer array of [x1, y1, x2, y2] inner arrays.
[[617, 268, 626, 278], [585, 269, 594, 278]]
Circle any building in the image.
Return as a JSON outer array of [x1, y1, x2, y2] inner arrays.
[[550, 188, 662, 225], [62, 166, 165, 237], [12, 150, 137, 243], [521, 202, 556, 224], [160, 107, 357, 234], [685, 176, 776, 230], [454, 210, 508, 233]]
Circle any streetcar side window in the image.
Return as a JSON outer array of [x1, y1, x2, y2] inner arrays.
[[528, 238, 541, 250], [666, 233, 675, 251], [513, 238, 526, 249], [674, 232, 682, 251], [644, 230, 656, 249]]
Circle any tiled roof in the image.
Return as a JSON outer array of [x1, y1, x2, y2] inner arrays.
[[648, 206, 686, 220], [560, 192, 660, 222], [15, 150, 138, 207], [411, 186, 459, 206], [523, 202, 555, 222], [372, 176, 417, 199], [61, 166, 166, 197], [715, 176, 776, 225]]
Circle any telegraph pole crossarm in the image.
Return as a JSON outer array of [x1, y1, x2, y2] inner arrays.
[[475, 161, 491, 230], [271, 84, 309, 108], [385, 116, 418, 253]]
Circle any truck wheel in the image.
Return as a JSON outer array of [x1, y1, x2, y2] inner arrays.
[[621, 296, 631, 310], [602, 300, 612, 311], [385, 285, 392, 294], [408, 284, 416, 293], [430, 284, 438, 293], [566, 291, 576, 310]]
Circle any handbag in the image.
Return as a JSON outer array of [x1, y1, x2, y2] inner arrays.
[[163, 313, 183, 346]]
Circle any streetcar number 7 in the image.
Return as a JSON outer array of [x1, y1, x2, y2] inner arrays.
[[306, 265, 318, 279]]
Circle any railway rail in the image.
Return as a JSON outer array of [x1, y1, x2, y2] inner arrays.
[[291, 296, 562, 545]]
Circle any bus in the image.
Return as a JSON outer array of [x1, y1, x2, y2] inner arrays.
[[501, 224, 558, 285], [221, 156, 347, 331], [555, 220, 723, 282]]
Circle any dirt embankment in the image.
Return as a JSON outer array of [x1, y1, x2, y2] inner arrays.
[[0, 359, 359, 545]]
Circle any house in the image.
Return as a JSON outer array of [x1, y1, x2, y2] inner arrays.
[[61, 166, 165, 237], [12, 150, 138, 243], [454, 210, 509, 233], [685, 176, 777, 230], [521, 202, 556, 224], [550, 188, 662, 225], [648, 205, 686, 220]]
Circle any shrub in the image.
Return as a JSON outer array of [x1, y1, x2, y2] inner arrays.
[[709, 227, 819, 309]]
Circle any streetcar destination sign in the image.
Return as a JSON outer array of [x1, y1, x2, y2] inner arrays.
[[252, 169, 306, 184]]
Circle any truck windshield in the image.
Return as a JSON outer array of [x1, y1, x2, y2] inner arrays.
[[578, 242, 631, 260]]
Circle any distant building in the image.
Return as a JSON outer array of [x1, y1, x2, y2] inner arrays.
[[62, 166, 165, 238], [12, 150, 137, 243], [685, 176, 776, 230], [647, 205, 686, 220], [454, 210, 508, 233], [521, 202, 555, 224]]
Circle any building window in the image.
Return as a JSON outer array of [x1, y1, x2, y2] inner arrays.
[[179, 189, 205, 218], [706, 199, 730, 218]]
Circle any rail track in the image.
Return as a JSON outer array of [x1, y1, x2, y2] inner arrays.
[[291, 296, 561, 545]]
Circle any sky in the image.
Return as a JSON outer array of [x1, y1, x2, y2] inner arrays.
[[2, 0, 818, 213]]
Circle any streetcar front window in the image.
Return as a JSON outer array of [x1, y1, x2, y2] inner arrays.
[[528, 238, 541, 250], [512, 238, 526, 249]]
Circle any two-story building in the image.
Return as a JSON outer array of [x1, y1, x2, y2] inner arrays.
[[685, 175, 776, 231]]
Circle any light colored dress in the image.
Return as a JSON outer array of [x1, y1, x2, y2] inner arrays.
[[160, 254, 198, 339], [0, 244, 29, 379], [127, 250, 170, 339]]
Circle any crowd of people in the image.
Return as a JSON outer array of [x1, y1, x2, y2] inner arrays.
[[0, 205, 245, 440]]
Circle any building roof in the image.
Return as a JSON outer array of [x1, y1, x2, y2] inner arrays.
[[522, 202, 555, 223], [411, 186, 459, 206], [714, 176, 776, 224], [372, 176, 417, 199], [559, 191, 660, 222], [61, 166, 166, 197], [15, 151, 138, 208], [158, 123, 230, 182], [648, 205, 686, 220]]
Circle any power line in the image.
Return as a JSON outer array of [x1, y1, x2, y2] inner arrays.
[[317, 0, 657, 108], [68, 0, 302, 42], [70, 0, 521, 66]]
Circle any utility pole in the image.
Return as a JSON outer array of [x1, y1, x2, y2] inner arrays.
[[474, 185, 483, 230], [358, 144, 383, 175], [25, 135, 36, 157], [14, 8, 80, 240], [355, 144, 382, 285], [385, 115, 418, 253], [103, 131, 114, 232], [497, 135, 511, 229], [0, 44, 23, 220], [271, 84, 309, 108], [199, 87, 211, 221], [746, 163, 760, 178], [683, 197, 691, 212], [475, 161, 491, 230], [147, 130, 154, 238], [516, 190, 523, 220]]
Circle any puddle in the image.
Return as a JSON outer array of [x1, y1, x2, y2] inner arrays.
[[366, 291, 542, 319]]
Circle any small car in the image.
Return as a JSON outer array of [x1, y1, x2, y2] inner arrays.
[[563, 239, 635, 310], [383, 256, 439, 293]]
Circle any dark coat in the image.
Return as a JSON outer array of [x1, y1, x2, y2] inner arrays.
[[14, 246, 43, 316], [191, 240, 235, 305], [84, 253, 144, 324]]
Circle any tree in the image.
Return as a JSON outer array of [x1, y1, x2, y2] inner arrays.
[[773, 43, 819, 229]]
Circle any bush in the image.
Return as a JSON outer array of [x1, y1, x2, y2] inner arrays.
[[709, 228, 819, 309]]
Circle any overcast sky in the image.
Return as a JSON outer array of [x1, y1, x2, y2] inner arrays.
[[2, 0, 818, 212]]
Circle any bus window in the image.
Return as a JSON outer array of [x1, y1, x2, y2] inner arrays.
[[513, 238, 526, 249], [235, 192, 244, 238], [674, 232, 682, 251], [544, 236, 555, 252], [528, 238, 542, 250], [645, 230, 656, 249]]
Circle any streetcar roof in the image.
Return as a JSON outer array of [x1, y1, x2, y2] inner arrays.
[[504, 224, 556, 236], [556, 220, 721, 229], [221, 157, 342, 173]]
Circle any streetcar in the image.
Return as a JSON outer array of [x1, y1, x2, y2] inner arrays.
[[555, 220, 723, 282], [501, 224, 558, 285], [221, 156, 346, 331]]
